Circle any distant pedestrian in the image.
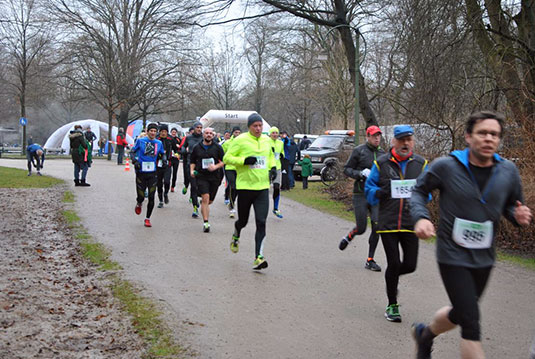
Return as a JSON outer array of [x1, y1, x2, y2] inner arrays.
[[268, 127, 285, 218], [69, 125, 90, 187], [299, 135, 312, 151], [84, 126, 97, 148], [169, 127, 181, 192], [26, 143, 45, 176], [98, 136, 106, 156], [297, 154, 313, 189], [116, 127, 128, 164]]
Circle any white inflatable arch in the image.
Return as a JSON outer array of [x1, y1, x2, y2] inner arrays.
[[199, 110, 271, 133], [44, 119, 134, 154]]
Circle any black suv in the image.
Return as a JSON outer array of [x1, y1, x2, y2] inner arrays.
[[294, 130, 355, 177]]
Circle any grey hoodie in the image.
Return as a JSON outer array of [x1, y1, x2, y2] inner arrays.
[[410, 148, 523, 268]]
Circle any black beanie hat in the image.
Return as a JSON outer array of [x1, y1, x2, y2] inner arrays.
[[159, 123, 168, 132], [247, 113, 263, 127], [147, 123, 158, 131]]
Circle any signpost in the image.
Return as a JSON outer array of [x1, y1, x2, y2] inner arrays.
[[20, 117, 27, 155]]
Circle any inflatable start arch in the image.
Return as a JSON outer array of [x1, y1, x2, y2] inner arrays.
[[199, 110, 271, 133]]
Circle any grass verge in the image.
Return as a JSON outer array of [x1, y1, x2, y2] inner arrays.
[[281, 181, 354, 222], [62, 193, 183, 358], [0, 166, 63, 188], [284, 180, 534, 270]]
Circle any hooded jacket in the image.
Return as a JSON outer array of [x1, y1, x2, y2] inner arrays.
[[410, 148, 523, 268], [69, 130, 88, 164]]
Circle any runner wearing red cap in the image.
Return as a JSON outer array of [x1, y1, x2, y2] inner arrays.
[[339, 125, 385, 272]]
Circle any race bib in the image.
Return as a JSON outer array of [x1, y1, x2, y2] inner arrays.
[[390, 179, 416, 199], [275, 152, 280, 161], [250, 156, 266, 169], [202, 158, 215, 169], [157, 159, 163, 168], [452, 218, 493, 249], [142, 161, 155, 172]]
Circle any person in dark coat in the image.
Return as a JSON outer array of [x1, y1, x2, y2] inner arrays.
[[69, 125, 90, 186]]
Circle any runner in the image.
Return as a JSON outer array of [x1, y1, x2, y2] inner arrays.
[[364, 125, 428, 322], [181, 122, 204, 217], [169, 127, 181, 193], [26, 143, 45, 176], [156, 124, 173, 208], [223, 113, 276, 270], [190, 127, 225, 232], [410, 111, 532, 359], [339, 125, 385, 272], [179, 126, 194, 195], [130, 123, 165, 227], [268, 127, 284, 218], [221, 126, 241, 218], [220, 130, 231, 205]]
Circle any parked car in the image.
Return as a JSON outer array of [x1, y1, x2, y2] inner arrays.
[[293, 130, 355, 179]]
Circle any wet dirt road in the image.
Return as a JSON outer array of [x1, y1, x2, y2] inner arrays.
[[2, 158, 534, 358]]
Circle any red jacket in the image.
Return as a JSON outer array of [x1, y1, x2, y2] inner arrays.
[[116, 134, 128, 147]]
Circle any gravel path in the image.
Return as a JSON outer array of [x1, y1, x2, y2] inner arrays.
[[1, 158, 534, 358]]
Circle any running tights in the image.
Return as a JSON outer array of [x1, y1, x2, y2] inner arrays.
[[157, 166, 171, 202], [347, 194, 380, 258], [170, 159, 179, 188], [234, 189, 269, 258], [225, 169, 237, 209], [136, 172, 157, 218], [380, 232, 419, 305], [273, 183, 280, 210], [439, 263, 492, 341]]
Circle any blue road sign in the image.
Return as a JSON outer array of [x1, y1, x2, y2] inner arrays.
[[19, 117, 27, 126]]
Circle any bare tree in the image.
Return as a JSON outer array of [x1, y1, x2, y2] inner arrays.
[[0, 0, 54, 152]]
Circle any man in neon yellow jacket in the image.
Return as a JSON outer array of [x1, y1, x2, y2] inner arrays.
[[223, 113, 276, 270], [268, 127, 285, 218]]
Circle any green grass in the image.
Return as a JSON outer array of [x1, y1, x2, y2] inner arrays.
[[61, 191, 184, 357], [63, 191, 75, 203], [497, 251, 535, 270], [282, 181, 355, 222], [0, 166, 63, 188]]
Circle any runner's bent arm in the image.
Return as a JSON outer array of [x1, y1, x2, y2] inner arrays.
[[364, 163, 381, 206], [343, 147, 364, 180]]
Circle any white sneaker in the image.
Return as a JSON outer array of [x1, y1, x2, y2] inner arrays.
[[229, 209, 236, 218]]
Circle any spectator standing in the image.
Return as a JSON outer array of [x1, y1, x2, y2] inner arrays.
[[297, 154, 313, 189], [69, 125, 90, 187], [299, 135, 312, 150], [116, 127, 128, 164]]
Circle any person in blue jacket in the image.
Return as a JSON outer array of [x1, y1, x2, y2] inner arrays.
[[26, 143, 45, 176], [365, 125, 428, 323], [410, 111, 532, 359], [130, 123, 166, 228]]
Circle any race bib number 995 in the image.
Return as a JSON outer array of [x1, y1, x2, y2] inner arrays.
[[390, 179, 416, 199], [452, 218, 493, 249]]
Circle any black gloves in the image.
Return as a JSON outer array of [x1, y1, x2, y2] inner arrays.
[[134, 161, 141, 171], [162, 158, 168, 169], [244, 156, 258, 165], [269, 167, 277, 182]]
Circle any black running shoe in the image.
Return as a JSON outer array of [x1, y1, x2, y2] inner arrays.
[[339, 236, 350, 250], [412, 322, 433, 359], [365, 259, 382, 272], [164, 194, 169, 204]]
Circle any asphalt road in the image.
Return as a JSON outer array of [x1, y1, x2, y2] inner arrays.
[[2, 158, 534, 358]]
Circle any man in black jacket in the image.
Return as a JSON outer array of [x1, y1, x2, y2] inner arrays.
[[181, 121, 204, 217], [339, 126, 384, 272], [410, 111, 532, 359], [190, 127, 225, 232], [69, 125, 90, 187], [156, 124, 173, 208]]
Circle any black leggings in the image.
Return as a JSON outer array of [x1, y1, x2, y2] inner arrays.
[[225, 169, 237, 209], [157, 166, 172, 202], [182, 157, 190, 188], [27, 153, 42, 172], [380, 232, 419, 305], [234, 189, 269, 258], [136, 172, 157, 218], [170, 158, 179, 188], [346, 194, 380, 259], [439, 263, 492, 341]]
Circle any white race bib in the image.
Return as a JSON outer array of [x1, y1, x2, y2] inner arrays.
[[452, 218, 493, 249], [202, 158, 215, 169], [142, 161, 155, 172], [250, 156, 266, 169], [390, 179, 416, 199], [157, 159, 163, 168], [275, 152, 280, 161]]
